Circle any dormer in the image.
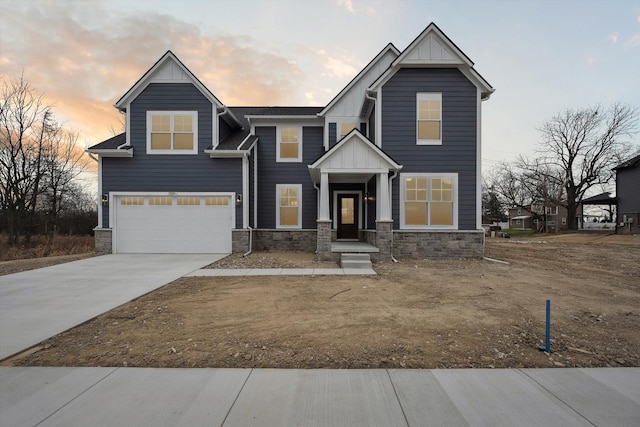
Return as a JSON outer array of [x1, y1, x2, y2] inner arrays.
[[113, 51, 242, 149]]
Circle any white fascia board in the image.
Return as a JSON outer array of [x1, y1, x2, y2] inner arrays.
[[318, 43, 400, 117], [114, 51, 225, 111], [85, 149, 134, 158], [246, 115, 322, 123], [205, 149, 249, 158]]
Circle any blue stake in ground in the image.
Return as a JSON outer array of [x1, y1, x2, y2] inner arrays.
[[538, 299, 551, 352]]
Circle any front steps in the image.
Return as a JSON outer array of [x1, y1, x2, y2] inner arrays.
[[340, 253, 372, 269]]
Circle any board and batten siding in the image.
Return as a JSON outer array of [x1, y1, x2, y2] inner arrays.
[[381, 68, 479, 230], [101, 83, 243, 228], [255, 126, 323, 229]]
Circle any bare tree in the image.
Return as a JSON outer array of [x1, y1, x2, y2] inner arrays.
[[487, 162, 534, 208], [42, 128, 90, 236], [0, 75, 53, 244], [535, 103, 638, 229], [1, 74, 92, 243]]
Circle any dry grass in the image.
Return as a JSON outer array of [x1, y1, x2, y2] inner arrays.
[[0, 234, 94, 262]]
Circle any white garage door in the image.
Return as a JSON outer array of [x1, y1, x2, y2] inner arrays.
[[114, 195, 233, 254]]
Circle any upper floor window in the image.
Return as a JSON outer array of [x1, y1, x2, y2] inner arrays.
[[416, 93, 442, 145], [545, 206, 558, 215], [147, 111, 198, 154], [400, 173, 457, 228], [339, 122, 357, 139], [277, 126, 302, 162]]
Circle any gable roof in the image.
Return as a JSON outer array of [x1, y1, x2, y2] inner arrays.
[[308, 129, 401, 183], [614, 153, 640, 170], [318, 43, 400, 117], [368, 22, 494, 99], [114, 51, 242, 128]]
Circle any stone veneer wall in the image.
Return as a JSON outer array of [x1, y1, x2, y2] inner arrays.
[[251, 229, 317, 252], [232, 229, 249, 253], [393, 230, 484, 258], [94, 228, 112, 255]]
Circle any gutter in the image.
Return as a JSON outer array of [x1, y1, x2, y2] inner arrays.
[[243, 226, 253, 257]]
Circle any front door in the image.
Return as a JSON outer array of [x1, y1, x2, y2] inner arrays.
[[337, 194, 359, 240]]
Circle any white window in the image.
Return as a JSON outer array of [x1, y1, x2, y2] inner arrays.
[[561, 217, 567, 225], [276, 184, 302, 228], [546, 206, 558, 215], [277, 126, 302, 162], [339, 122, 358, 139], [400, 173, 457, 229], [147, 111, 198, 154], [416, 93, 442, 145]]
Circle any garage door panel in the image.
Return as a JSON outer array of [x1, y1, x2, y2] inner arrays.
[[115, 195, 232, 254]]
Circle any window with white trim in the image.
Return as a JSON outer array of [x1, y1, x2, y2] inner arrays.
[[276, 184, 302, 228], [277, 126, 302, 162], [545, 206, 558, 215], [147, 111, 198, 154], [339, 122, 357, 139], [416, 93, 442, 145], [400, 173, 457, 228]]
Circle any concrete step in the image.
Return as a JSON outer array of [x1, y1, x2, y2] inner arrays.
[[341, 253, 372, 269]]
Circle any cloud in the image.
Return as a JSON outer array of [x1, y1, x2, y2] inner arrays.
[[625, 33, 640, 48], [0, 2, 309, 144], [608, 32, 619, 44], [337, 0, 355, 14]]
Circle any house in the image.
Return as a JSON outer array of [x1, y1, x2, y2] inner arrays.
[[87, 23, 494, 260], [614, 154, 640, 234], [508, 204, 576, 232], [508, 206, 536, 230]]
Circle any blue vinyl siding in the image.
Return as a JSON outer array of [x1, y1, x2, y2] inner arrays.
[[328, 123, 337, 148], [381, 68, 478, 229], [102, 83, 243, 228], [617, 166, 640, 213], [255, 126, 323, 229], [219, 117, 233, 143], [368, 106, 376, 145]]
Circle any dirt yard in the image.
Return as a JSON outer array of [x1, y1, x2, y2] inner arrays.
[[6, 233, 639, 369]]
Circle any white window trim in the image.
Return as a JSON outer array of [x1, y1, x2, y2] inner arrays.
[[276, 184, 302, 229], [337, 120, 360, 140], [146, 111, 198, 155], [399, 172, 458, 229], [416, 93, 442, 146], [276, 126, 303, 163]]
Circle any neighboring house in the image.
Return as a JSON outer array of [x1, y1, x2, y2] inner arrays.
[[87, 23, 494, 259], [508, 204, 576, 232], [614, 154, 640, 234], [508, 206, 535, 230]]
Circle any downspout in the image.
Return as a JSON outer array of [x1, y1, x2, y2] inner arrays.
[[243, 226, 253, 257], [389, 169, 399, 263], [214, 107, 227, 149]]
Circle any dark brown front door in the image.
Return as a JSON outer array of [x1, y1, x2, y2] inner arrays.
[[337, 194, 359, 240]]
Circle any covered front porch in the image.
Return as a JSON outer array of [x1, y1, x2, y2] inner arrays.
[[308, 130, 401, 261]]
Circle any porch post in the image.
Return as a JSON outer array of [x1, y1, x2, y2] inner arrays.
[[317, 171, 332, 260], [375, 171, 393, 261], [320, 172, 330, 221], [378, 172, 390, 221]]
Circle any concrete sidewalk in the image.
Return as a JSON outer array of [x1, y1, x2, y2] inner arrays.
[[1, 367, 638, 426], [0, 254, 222, 360], [186, 267, 376, 276]]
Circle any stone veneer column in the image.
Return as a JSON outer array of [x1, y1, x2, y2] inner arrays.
[[375, 220, 393, 261], [94, 228, 112, 254], [316, 220, 332, 260]]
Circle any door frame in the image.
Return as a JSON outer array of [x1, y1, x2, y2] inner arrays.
[[334, 191, 361, 240]]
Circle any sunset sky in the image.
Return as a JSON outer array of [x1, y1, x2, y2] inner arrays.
[[1, 0, 639, 173]]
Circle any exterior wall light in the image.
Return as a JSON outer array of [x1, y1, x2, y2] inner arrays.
[[236, 194, 242, 204]]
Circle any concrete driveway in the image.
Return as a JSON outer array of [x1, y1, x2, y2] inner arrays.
[[0, 254, 224, 360]]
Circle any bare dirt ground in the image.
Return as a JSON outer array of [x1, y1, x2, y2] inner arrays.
[[0, 253, 94, 276], [6, 233, 639, 369]]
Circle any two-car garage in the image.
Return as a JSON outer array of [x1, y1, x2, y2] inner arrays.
[[112, 193, 233, 254]]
